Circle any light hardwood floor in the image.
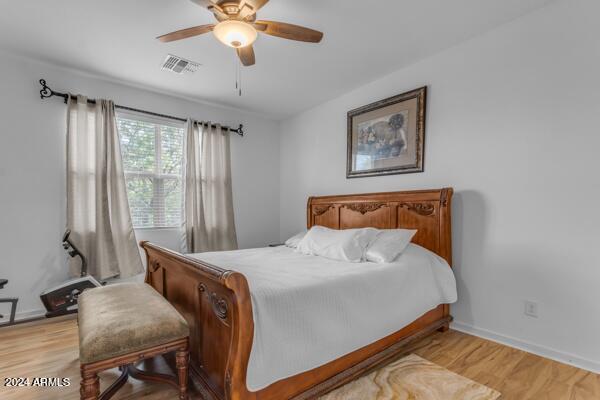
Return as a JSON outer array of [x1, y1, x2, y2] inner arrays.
[[0, 317, 598, 400]]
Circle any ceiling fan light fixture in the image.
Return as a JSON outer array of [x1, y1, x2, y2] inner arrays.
[[213, 20, 258, 48]]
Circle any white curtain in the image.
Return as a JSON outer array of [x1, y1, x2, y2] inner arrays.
[[66, 96, 143, 279], [184, 120, 238, 253]]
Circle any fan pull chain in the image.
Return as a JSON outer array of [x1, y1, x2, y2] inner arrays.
[[234, 55, 238, 91], [239, 63, 242, 97], [234, 55, 243, 97]]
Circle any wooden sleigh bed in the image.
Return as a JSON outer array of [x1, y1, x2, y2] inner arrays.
[[141, 188, 453, 400]]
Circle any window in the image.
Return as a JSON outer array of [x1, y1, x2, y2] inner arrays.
[[117, 112, 184, 229]]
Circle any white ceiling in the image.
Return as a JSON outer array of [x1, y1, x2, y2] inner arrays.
[[0, 0, 552, 119]]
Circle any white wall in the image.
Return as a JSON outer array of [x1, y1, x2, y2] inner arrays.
[[0, 51, 280, 320], [280, 0, 600, 371]]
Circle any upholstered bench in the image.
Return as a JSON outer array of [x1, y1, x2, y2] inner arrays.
[[78, 283, 190, 400]]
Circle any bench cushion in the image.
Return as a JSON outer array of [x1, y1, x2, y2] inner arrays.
[[78, 283, 189, 364]]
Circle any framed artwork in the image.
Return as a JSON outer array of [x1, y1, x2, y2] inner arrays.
[[347, 86, 427, 178]]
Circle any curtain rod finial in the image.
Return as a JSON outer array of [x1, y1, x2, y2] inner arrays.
[[39, 78, 53, 100]]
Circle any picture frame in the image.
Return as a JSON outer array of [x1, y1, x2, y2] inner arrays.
[[347, 86, 427, 178]]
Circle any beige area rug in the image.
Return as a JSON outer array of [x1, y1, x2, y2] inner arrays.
[[320, 354, 501, 400]]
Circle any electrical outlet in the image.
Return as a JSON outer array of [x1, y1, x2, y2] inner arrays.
[[524, 300, 539, 318]]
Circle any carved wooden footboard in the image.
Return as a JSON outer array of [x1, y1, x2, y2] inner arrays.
[[141, 188, 453, 400], [142, 241, 254, 400]]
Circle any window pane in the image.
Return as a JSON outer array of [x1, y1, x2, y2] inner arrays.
[[161, 125, 184, 175], [125, 176, 155, 228], [162, 178, 183, 227], [118, 114, 184, 229], [118, 118, 156, 173]]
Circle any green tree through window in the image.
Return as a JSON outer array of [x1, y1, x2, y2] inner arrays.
[[117, 114, 184, 228]]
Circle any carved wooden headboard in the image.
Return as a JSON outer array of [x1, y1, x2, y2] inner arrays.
[[307, 188, 453, 265]]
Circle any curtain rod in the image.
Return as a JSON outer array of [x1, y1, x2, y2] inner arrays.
[[38, 79, 244, 137]]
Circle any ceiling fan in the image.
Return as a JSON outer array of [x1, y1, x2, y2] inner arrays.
[[157, 0, 324, 67]]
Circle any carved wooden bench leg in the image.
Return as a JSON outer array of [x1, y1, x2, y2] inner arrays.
[[80, 369, 100, 400], [176, 348, 190, 400], [79, 339, 189, 400]]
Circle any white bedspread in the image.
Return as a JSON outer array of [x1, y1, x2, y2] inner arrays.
[[190, 243, 457, 391]]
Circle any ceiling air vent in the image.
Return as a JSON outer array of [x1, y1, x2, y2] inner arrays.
[[161, 54, 200, 74]]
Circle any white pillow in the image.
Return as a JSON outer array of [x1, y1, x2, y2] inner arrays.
[[365, 229, 417, 263], [284, 231, 307, 248], [296, 226, 379, 262]]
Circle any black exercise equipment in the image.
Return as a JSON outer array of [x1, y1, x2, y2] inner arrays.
[[0, 279, 18, 326], [40, 229, 101, 318]]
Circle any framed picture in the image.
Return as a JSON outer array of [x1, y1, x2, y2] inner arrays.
[[347, 86, 427, 178]]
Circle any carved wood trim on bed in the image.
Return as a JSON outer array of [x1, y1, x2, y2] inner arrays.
[[142, 188, 453, 400]]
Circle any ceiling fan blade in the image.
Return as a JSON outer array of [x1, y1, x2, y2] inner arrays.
[[245, 0, 270, 11], [237, 0, 270, 19], [237, 45, 256, 66], [157, 24, 215, 43], [254, 20, 323, 43]]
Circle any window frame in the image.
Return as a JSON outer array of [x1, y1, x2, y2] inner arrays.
[[116, 110, 185, 230]]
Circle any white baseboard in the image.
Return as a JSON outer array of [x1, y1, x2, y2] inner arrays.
[[14, 308, 46, 322], [451, 320, 600, 374]]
